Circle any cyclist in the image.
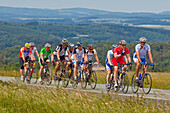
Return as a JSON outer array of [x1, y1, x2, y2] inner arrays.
[[72, 42, 88, 80], [105, 45, 117, 90], [112, 40, 132, 90], [86, 44, 100, 82], [30, 42, 39, 60], [38, 43, 54, 81], [65, 43, 74, 61], [19, 43, 34, 81], [54, 38, 71, 78], [133, 37, 154, 87]]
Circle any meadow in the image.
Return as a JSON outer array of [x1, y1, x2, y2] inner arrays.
[[0, 80, 169, 113]]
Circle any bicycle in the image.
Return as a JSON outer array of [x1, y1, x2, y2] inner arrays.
[[71, 62, 87, 89], [22, 60, 38, 84], [40, 59, 52, 85], [83, 62, 98, 89], [54, 60, 70, 88], [109, 63, 129, 93], [131, 62, 154, 94]]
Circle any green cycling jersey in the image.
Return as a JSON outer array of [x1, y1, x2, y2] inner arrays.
[[40, 47, 53, 59]]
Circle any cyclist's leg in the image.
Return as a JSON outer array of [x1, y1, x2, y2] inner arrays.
[[19, 58, 24, 76], [106, 63, 111, 84], [134, 59, 140, 78], [72, 59, 77, 78], [112, 58, 119, 84], [38, 57, 44, 78], [114, 66, 118, 84], [55, 61, 60, 72], [141, 58, 146, 76]]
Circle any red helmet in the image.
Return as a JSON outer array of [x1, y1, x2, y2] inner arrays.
[[119, 40, 126, 45]]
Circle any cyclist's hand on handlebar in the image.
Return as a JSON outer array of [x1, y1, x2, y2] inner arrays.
[[140, 62, 145, 65], [110, 63, 113, 66], [69, 59, 72, 62], [150, 63, 154, 66]]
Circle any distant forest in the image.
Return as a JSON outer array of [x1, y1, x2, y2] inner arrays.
[[0, 22, 170, 72]]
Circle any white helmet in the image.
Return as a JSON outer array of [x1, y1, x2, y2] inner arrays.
[[139, 37, 147, 42]]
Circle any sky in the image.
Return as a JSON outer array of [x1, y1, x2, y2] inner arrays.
[[0, 0, 170, 13]]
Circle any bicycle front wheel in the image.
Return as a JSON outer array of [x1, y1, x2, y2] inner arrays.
[[142, 73, 152, 94], [120, 73, 129, 94], [46, 68, 52, 85], [31, 68, 38, 84], [90, 71, 97, 89], [81, 71, 87, 89], [131, 73, 138, 93]]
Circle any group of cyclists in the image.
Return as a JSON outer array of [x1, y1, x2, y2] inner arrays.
[[19, 37, 154, 91]]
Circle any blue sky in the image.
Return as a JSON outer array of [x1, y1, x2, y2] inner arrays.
[[0, 0, 170, 13]]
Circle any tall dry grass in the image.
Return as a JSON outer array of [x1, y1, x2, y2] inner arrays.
[[0, 81, 169, 113]]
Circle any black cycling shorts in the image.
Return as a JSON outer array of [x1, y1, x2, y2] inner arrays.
[[19, 56, 29, 69]]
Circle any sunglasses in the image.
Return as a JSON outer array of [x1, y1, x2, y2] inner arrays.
[[122, 44, 126, 46]]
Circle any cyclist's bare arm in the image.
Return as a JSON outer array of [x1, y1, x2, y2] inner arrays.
[[50, 54, 54, 62], [148, 51, 153, 63], [114, 53, 121, 58], [40, 53, 44, 62], [67, 50, 71, 59], [107, 55, 112, 65], [57, 49, 60, 61], [136, 51, 141, 62], [73, 54, 78, 63], [30, 53, 34, 61], [84, 53, 88, 62], [124, 55, 128, 64], [21, 52, 25, 61], [126, 54, 131, 63], [36, 51, 39, 58], [94, 54, 100, 64]]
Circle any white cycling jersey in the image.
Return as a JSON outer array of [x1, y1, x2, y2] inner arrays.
[[106, 50, 114, 63], [134, 44, 151, 58], [86, 49, 97, 61], [30, 47, 37, 58], [55, 44, 69, 56], [73, 47, 86, 61]]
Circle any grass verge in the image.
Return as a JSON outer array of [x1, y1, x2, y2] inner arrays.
[[0, 80, 169, 112]]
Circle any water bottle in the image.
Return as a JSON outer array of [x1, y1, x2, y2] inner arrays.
[[139, 73, 141, 80]]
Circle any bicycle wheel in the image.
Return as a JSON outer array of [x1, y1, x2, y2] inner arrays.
[[90, 71, 97, 89], [120, 73, 129, 94], [81, 71, 87, 89], [142, 73, 152, 94], [31, 68, 38, 84], [108, 74, 114, 92], [26, 68, 31, 84], [46, 68, 52, 85], [131, 73, 138, 93]]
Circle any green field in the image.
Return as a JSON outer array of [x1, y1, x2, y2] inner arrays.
[[0, 81, 169, 113]]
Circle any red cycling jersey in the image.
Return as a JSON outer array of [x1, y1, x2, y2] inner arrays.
[[18, 47, 32, 58], [112, 46, 129, 66]]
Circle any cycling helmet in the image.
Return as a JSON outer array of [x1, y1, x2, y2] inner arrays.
[[69, 43, 74, 48], [44, 43, 51, 47], [111, 44, 117, 49], [139, 37, 147, 42], [119, 40, 126, 45], [25, 43, 30, 49], [88, 44, 93, 49], [61, 38, 68, 45], [77, 42, 82, 46], [30, 42, 35, 47]]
